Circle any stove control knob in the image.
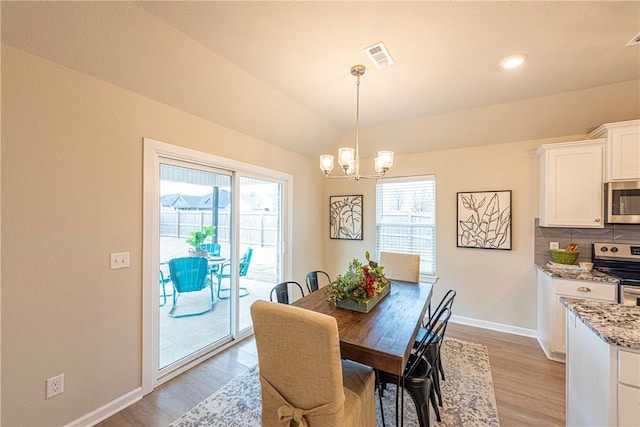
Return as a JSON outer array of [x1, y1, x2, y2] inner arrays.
[[601, 247, 608, 252], [611, 247, 619, 253]]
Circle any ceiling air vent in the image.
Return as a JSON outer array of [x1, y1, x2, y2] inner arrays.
[[364, 42, 395, 69], [627, 32, 640, 47]]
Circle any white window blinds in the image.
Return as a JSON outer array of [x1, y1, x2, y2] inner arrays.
[[375, 176, 436, 277]]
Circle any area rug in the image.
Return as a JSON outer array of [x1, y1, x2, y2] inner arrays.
[[170, 338, 500, 426]]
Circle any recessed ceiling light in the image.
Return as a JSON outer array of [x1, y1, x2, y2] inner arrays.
[[499, 53, 529, 69]]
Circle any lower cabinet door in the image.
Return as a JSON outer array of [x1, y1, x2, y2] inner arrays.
[[618, 383, 640, 427]]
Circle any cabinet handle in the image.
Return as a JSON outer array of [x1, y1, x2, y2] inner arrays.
[[577, 286, 591, 293], [595, 218, 601, 223]]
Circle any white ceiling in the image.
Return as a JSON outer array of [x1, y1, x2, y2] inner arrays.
[[2, 1, 639, 159]]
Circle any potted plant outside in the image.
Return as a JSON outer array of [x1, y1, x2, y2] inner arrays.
[[186, 225, 215, 256]]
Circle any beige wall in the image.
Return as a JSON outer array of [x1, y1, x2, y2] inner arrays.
[[1, 45, 325, 426], [2, 38, 637, 426], [323, 134, 587, 331]]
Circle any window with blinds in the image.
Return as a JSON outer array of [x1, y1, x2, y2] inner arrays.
[[375, 176, 436, 278]]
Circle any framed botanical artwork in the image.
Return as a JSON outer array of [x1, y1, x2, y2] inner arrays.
[[457, 190, 512, 250], [329, 195, 363, 240]]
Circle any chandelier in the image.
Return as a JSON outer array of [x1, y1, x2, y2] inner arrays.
[[320, 65, 394, 180]]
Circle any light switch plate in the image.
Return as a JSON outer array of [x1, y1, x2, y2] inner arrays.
[[110, 252, 130, 269], [550, 242, 559, 250]]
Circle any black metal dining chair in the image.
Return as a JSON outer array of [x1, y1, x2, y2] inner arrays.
[[270, 281, 304, 304], [377, 307, 452, 427], [414, 289, 457, 408], [305, 270, 331, 294]]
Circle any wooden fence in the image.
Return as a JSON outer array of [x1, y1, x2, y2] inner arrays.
[[160, 210, 278, 247]]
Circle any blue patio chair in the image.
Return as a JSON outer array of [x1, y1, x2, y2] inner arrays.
[[215, 248, 252, 299], [167, 257, 214, 318], [199, 243, 221, 257], [159, 268, 173, 307], [199, 243, 222, 280]]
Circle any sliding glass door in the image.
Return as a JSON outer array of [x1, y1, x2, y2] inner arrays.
[[237, 176, 283, 331], [143, 138, 292, 390], [158, 162, 233, 369]]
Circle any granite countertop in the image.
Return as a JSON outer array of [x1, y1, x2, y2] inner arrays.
[[535, 263, 619, 283], [560, 297, 640, 350]]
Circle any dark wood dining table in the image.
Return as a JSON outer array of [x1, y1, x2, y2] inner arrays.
[[293, 280, 433, 376]]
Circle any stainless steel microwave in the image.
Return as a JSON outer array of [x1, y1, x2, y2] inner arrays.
[[606, 181, 640, 223]]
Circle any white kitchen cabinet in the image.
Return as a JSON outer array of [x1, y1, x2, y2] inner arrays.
[[566, 310, 640, 427], [536, 139, 605, 228], [566, 310, 613, 426], [537, 271, 616, 362], [589, 120, 640, 182], [618, 384, 640, 427]]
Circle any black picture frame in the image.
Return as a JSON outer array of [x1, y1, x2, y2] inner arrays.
[[457, 190, 512, 250], [329, 195, 363, 240]]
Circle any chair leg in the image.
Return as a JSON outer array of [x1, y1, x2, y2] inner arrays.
[[159, 283, 167, 307], [167, 287, 215, 318], [375, 370, 386, 427], [217, 280, 249, 299], [430, 382, 441, 422], [438, 357, 445, 381], [396, 376, 401, 427], [432, 364, 443, 407], [404, 377, 432, 427]]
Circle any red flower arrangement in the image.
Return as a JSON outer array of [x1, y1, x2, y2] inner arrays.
[[325, 252, 389, 305]]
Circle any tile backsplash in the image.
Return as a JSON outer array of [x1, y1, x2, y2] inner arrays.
[[534, 218, 640, 265]]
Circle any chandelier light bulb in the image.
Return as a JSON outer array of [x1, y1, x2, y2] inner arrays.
[[338, 147, 355, 166], [320, 155, 334, 174]]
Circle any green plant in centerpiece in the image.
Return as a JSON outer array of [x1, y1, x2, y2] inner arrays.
[[325, 251, 389, 305], [186, 225, 215, 249]]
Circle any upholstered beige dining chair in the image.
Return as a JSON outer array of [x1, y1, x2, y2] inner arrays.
[[250, 300, 376, 427], [379, 251, 421, 283]]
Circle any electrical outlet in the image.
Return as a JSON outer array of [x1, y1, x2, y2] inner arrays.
[[550, 242, 559, 250], [46, 374, 64, 399], [110, 252, 130, 269]]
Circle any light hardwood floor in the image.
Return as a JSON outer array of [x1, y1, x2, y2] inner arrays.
[[96, 323, 565, 426]]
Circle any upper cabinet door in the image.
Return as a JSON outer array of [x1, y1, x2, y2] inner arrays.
[[537, 140, 604, 228], [589, 120, 640, 182], [608, 125, 640, 181]]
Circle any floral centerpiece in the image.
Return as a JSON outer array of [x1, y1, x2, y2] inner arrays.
[[324, 252, 390, 312]]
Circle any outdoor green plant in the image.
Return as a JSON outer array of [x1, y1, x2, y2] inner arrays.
[[324, 251, 389, 305], [186, 225, 215, 249]]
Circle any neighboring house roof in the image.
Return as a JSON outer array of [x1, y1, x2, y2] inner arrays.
[[160, 190, 230, 210]]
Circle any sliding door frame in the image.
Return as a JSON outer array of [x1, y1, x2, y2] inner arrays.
[[142, 138, 293, 393]]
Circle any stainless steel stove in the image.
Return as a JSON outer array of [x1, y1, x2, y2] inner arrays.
[[592, 242, 640, 306]]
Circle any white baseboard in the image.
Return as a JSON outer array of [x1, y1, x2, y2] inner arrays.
[[451, 314, 537, 338], [65, 387, 143, 427]]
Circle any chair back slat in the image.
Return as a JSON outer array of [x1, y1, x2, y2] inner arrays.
[[270, 281, 304, 304], [427, 289, 456, 328], [306, 270, 331, 294]]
